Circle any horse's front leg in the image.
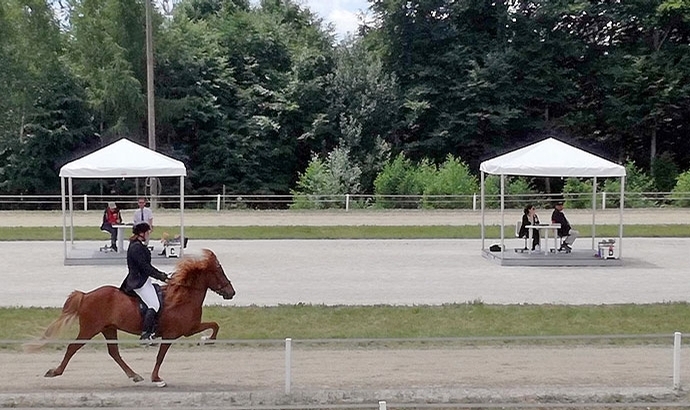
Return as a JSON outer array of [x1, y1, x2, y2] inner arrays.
[[185, 321, 219, 339], [151, 343, 172, 387], [102, 328, 143, 382]]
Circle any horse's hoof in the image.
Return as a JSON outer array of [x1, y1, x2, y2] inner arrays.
[[153, 380, 167, 388], [131, 374, 144, 383], [44, 368, 60, 378], [198, 335, 215, 346]]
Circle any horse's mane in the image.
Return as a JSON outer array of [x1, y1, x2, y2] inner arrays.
[[167, 249, 216, 305]]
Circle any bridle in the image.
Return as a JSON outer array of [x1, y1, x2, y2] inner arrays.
[[168, 264, 232, 295]]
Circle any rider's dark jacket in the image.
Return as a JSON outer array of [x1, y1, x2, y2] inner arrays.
[[120, 239, 168, 292]]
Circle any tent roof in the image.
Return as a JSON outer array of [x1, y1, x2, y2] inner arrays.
[[479, 138, 626, 177], [59, 139, 187, 178]]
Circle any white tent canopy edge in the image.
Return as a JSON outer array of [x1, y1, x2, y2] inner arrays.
[[58, 138, 187, 261], [478, 138, 626, 258]]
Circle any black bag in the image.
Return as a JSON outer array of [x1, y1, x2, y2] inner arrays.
[[489, 244, 503, 252]]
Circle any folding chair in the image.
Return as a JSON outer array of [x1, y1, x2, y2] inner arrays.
[[514, 220, 528, 253], [99, 229, 115, 252]]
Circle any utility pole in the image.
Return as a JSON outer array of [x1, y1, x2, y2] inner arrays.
[[145, 0, 157, 208]]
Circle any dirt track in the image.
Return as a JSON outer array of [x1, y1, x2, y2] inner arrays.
[[3, 344, 687, 408]]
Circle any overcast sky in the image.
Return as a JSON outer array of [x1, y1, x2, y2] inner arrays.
[[250, 0, 371, 39], [302, 0, 370, 38]]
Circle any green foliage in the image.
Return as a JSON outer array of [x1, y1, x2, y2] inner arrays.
[[373, 153, 422, 208], [671, 170, 690, 207], [4, 0, 690, 198], [290, 147, 362, 209], [563, 178, 593, 209], [602, 161, 656, 208], [651, 152, 679, 192], [483, 176, 538, 209], [374, 154, 479, 209], [422, 155, 478, 209]]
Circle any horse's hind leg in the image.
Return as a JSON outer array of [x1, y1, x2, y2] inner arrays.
[[102, 327, 143, 383], [45, 324, 101, 378], [45, 341, 85, 377]]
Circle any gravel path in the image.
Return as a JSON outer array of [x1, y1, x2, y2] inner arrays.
[[3, 345, 687, 408]]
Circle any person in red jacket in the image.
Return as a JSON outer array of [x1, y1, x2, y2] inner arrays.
[[100, 202, 122, 251]]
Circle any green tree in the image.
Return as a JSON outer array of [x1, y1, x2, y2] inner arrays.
[[66, 0, 147, 140], [0, 0, 96, 194], [290, 147, 362, 209]]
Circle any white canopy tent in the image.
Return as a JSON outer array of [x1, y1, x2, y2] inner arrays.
[[59, 138, 187, 261], [479, 138, 626, 258]]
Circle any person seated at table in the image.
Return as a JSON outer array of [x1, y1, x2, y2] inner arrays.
[[551, 201, 579, 252], [100, 201, 122, 251], [518, 204, 540, 251]]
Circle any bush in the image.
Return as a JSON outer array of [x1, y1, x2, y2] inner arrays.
[[290, 147, 361, 209], [652, 152, 679, 193], [373, 153, 425, 208], [422, 155, 478, 209], [563, 178, 593, 209], [602, 161, 655, 208], [483, 175, 538, 209], [671, 170, 690, 207]]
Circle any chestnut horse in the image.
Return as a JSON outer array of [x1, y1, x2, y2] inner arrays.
[[26, 249, 235, 387]]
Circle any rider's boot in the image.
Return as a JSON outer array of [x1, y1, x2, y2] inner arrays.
[[140, 308, 157, 342]]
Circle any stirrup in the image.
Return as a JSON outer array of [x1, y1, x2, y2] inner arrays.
[[140, 332, 158, 346]]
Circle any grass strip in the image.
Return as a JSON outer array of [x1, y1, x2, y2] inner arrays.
[[4, 303, 689, 343], [0, 224, 688, 241]]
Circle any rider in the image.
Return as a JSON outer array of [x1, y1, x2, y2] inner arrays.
[[120, 222, 169, 341]]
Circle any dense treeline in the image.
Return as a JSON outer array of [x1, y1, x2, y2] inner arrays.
[[1, 0, 689, 198]]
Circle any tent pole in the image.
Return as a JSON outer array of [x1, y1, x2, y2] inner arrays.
[[61, 177, 67, 260], [180, 176, 185, 257], [68, 177, 74, 245], [480, 172, 485, 250], [500, 174, 505, 257], [619, 176, 625, 258], [592, 177, 597, 250]]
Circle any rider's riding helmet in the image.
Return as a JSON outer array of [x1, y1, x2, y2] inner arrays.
[[133, 222, 151, 236]]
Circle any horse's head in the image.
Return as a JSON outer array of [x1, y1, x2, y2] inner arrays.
[[201, 249, 236, 299], [172, 249, 236, 299]]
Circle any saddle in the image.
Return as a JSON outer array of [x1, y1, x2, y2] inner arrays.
[[119, 284, 165, 320]]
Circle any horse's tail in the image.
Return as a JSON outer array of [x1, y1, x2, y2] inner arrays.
[[23, 291, 84, 352]]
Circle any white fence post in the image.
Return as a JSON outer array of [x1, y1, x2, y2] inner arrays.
[[379, 400, 387, 410], [285, 337, 292, 394], [345, 194, 350, 212], [473, 193, 477, 211], [674, 332, 682, 390], [83, 194, 88, 211], [602, 192, 606, 210], [216, 194, 221, 212]]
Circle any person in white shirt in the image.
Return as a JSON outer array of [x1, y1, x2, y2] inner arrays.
[[133, 197, 154, 231]]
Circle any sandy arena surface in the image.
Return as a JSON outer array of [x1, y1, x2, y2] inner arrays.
[[2, 208, 690, 408], [3, 345, 689, 408]]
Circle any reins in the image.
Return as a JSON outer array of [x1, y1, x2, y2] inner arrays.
[[167, 276, 230, 294]]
